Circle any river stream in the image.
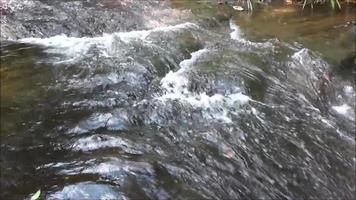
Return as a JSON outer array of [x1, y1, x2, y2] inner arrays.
[[0, 0, 355, 199]]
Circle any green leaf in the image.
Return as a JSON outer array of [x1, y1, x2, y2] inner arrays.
[[303, 0, 308, 10], [335, 0, 341, 9], [30, 189, 41, 200], [331, 0, 335, 9]]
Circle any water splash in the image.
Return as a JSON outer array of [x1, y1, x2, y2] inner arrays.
[[18, 22, 199, 60], [49, 182, 127, 200], [155, 48, 250, 123], [229, 20, 273, 48]]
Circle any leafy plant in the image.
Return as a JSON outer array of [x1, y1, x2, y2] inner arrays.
[[247, 0, 254, 11], [330, 0, 342, 9], [302, 0, 341, 10]]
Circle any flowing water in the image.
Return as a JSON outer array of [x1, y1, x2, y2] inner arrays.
[[1, 0, 355, 199]]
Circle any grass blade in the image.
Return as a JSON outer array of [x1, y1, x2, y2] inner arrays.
[[303, 0, 308, 10], [331, 0, 335, 9], [30, 189, 41, 200]]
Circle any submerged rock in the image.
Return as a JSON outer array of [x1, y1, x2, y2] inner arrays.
[[339, 54, 356, 71]]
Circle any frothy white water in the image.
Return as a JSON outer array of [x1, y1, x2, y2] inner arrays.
[[229, 20, 272, 48], [49, 182, 127, 200], [332, 104, 355, 120], [343, 85, 355, 98], [229, 20, 244, 41], [18, 22, 198, 60], [20, 35, 104, 57], [156, 49, 250, 123], [159, 49, 207, 99]]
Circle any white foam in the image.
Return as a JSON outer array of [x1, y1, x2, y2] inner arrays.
[[229, 20, 244, 41], [332, 104, 355, 121], [332, 104, 351, 115], [156, 49, 250, 123], [18, 22, 198, 60], [291, 48, 308, 66], [343, 85, 354, 97], [229, 20, 272, 48], [49, 182, 126, 200], [19, 34, 113, 60], [160, 49, 207, 99]]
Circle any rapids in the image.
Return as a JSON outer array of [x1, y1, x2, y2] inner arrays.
[[1, 0, 355, 199]]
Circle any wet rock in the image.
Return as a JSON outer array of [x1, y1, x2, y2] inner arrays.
[[0, 0, 148, 40], [339, 54, 356, 72], [178, 32, 203, 57]]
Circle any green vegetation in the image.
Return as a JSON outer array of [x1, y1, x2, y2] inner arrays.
[[236, 0, 346, 11], [302, 0, 341, 10]]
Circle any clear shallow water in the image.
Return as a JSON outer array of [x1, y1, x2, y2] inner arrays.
[[232, 3, 356, 66], [1, 0, 355, 199]]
